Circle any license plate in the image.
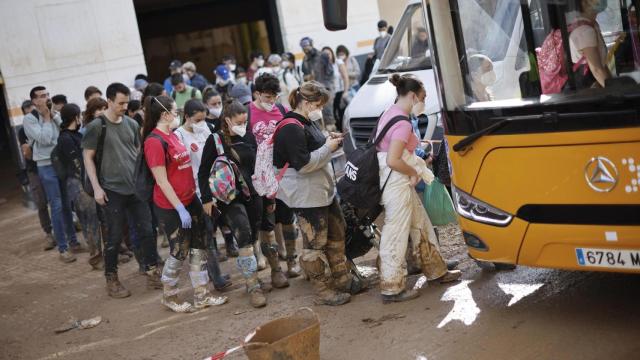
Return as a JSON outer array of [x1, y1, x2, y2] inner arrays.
[[575, 248, 640, 269]]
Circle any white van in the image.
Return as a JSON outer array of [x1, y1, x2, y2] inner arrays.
[[343, 0, 441, 151]]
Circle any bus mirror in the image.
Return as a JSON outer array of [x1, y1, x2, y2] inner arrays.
[[321, 0, 348, 31]]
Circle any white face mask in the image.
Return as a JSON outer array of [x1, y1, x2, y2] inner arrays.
[[228, 64, 237, 72], [379, 31, 388, 38], [262, 102, 275, 112], [337, 55, 346, 61], [192, 120, 209, 134], [209, 106, 222, 118], [256, 59, 265, 67], [480, 70, 497, 87], [230, 123, 247, 137], [281, 61, 290, 69], [169, 115, 181, 129], [308, 109, 323, 122]]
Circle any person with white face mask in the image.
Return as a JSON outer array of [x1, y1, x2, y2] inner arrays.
[[198, 101, 288, 308], [143, 95, 228, 312], [273, 81, 367, 306], [468, 54, 497, 102], [203, 89, 224, 130], [175, 99, 232, 291], [374, 20, 391, 60]]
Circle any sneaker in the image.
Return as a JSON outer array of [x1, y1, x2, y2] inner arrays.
[[43, 234, 56, 251], [106, 273, 131, 298], [382, 289, 420, 304], [59, 251, 77, 263], [70, 243, 88, 254]]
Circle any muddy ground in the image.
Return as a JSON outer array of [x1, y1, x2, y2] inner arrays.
[[0, 179, 639, 360]]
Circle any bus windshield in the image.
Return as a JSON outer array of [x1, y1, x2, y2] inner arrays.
[[378, 3, 432, 73], [454, 0, 640, 107]]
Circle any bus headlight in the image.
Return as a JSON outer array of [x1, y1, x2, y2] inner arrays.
[[452, 187, 513, 227]]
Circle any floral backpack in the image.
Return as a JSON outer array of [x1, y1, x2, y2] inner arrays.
[[252, 118, 303, 199], [208, 133, 250, 204], [536, 19, 595, 94]]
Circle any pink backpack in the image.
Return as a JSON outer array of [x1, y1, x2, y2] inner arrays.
[[252, 118, 303, 199], [536, 20, 595, 94]]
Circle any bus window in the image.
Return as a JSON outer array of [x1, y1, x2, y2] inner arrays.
[[378, 3, 432, 73]]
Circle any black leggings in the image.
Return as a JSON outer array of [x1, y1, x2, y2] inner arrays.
[[154, 198, 207, 261], [218, 195, 262, 248]]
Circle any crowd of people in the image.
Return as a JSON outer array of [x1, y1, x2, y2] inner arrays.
[[18, 28, 461, 313]]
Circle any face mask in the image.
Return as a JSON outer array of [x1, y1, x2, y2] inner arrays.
[[338, 55, 346, 61], [192, 120, 209, 133], [262, 102, 275, 112], [209, 106, 222, 118], [480, 70, 497, 87], [230, 124, 247, 137], [379, 31, 388, 38], [256, 59, 265, 67], [281, 61, 290, 69], [308, 109, 323, 122], [237, 77, 247, 85], [170, 115, 181, 129], [229, 64, 237, 72]]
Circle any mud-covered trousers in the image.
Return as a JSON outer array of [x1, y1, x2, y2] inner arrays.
[[293, 198, 350, 289], [154, 198, 207, 259], [66, 177, 101, 255], [102, 189, 157, 275]]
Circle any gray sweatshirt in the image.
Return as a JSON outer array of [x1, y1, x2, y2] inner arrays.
[[22, 110, 61, 167]]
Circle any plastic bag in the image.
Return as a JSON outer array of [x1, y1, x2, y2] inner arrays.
[[422, 178, 457, 226]]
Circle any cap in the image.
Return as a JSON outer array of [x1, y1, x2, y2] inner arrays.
[[229, 83, 252, 105], [134, 79, 148, 91], [169, 60, 183, 70], [215, 64, 230, 80], [300, 37, 313, 48], [183, 61, 196, 72]]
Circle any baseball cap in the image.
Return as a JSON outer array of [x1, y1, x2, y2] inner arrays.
[[229, 83, 252, 105], [215, 65, 230, 81], [169, 60, 183, 70]]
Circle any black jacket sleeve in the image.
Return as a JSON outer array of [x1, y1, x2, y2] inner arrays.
[[198, 134, 220, 204], [274, 124, 311, 171]]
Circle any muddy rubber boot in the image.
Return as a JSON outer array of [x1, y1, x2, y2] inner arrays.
[[133, 248, 145, 275], [146, 266, 163, 290], [223, 231, 239, 258], [382, 289, 420, 304], [281, 224, 301, 278], [106, 273, 131, 299], [88, 251, 104, 270], [260, 231, 289, 289], [237, 247, 267, 308], [247, 275, 267, 308], [301, 258, 350, 306], [286, 257, 301, 278]]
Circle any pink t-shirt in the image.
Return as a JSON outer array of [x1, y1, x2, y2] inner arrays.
[[249, 102, 290, 145], [375, 104, 418, 152]]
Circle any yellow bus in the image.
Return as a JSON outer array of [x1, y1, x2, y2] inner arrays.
[[324, 0, 640, 273]]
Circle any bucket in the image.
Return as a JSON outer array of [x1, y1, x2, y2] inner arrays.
[[243, 308, 320, 360]]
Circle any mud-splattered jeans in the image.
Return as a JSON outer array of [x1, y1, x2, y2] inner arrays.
[[218, 195, 262, 249], [154, 197, 207, 261], [66, 178, 101, 255], [102, 189, 156, 275], [293, 198, 350, 288]]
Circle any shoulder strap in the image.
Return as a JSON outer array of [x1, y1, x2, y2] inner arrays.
[[206, 122, 215, 133], [275, 103, 287, 117], [171, 91, 176, 100], [372, 115, 410, 146], [95, 116, 108, 170], [273, 118, 303, 140], [212, 133, 225, 156]]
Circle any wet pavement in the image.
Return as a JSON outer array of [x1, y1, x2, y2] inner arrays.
[[0, 185, 639, 359]]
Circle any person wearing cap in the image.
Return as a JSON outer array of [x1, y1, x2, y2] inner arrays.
[[214, 64, 233, 102], [300, 37, 336, 129], [229, 82, 253, 106], [163, 60, 191, 95], [246, 51, 265, 83], [374, 20, 391, 60], [171, 73, 202, 111], [183, 61, 210, 92]]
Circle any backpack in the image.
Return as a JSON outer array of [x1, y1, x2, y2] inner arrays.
[[536, 20, 595, 94], [252, 118, 304, 199], [50, 144, 67, 181], [134, 133, 168, 202], [171, 87, 197, 100], [336, 115, 410, 223], [83, 116, 107, 197], [208, 133, 251, 204]]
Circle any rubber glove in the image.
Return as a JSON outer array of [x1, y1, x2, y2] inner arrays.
[[176, 204, 192, 229]]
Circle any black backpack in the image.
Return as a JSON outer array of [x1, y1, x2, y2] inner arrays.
[[337, 115, 410, 223], [134, 133, 168, 202]]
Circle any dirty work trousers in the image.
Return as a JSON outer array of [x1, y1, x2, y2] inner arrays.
[[293, 198, 350, 288], [154, 197, 207, 260], [102, 189, 156, 275], [66, 177, 101, 255], [377, 153, 447, 296]]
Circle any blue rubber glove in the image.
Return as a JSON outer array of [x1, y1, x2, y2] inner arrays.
[[176, 204, 192, 229]]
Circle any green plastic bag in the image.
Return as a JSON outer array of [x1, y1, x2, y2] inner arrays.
[[422, 178, 458, 226]]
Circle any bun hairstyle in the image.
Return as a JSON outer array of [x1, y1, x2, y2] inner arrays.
[[389, 74, 424, 97], [288, 81, 330, 110]]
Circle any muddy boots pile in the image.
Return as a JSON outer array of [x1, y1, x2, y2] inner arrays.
[[237, 246, 267, 308]]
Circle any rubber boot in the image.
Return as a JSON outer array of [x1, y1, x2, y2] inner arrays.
[[207, 247, 232, 291], [274, 224, 287, 260], [106, 273, 131, 299], [238, 246, 267, 308], [260, 231, 289, 289], [282, 224, 301, 278], [300, 257, 350, 306], [161, 255, 193, 313], [189, 249, 228, 309]]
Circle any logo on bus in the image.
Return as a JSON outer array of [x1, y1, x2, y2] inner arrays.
[[584, 157, 618, 193]]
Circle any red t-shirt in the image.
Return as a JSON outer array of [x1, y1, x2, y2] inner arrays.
[[144, 128, 196, 209], [249, 102, 290, 145]]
